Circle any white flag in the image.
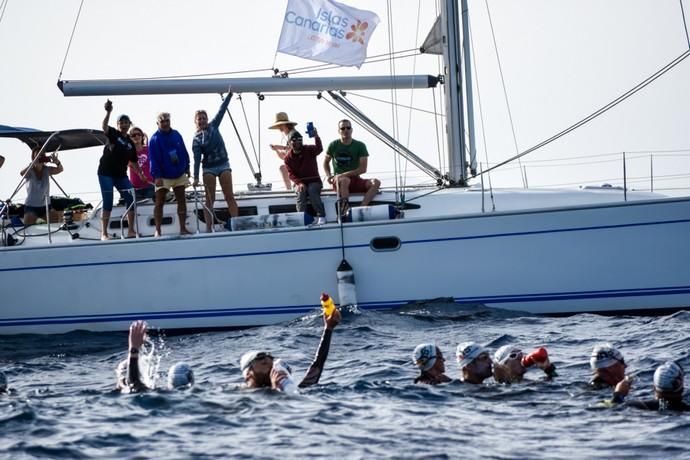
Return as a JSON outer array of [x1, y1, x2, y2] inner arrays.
[[277, 0, 380, 68]]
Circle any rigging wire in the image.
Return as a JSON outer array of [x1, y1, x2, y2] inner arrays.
[[481, 49, 690, 177], [0, 0, 9, 28], [58, 0, 84, 79], [468, 12, 495, 209], [484, 0, 525, 187], [680, 0, 690, 49], [386, 0, 402, 200], [346, 92, 442, 116], [237, 94, 261, 169]]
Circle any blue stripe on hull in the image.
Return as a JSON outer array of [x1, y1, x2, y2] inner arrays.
[[1, 285, 688, 328]]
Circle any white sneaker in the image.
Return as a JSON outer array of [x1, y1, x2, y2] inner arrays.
[[316, 217, 327, 225]]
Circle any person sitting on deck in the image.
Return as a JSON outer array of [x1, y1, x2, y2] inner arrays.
[[412, 343, 451, 385], [492, 345, 557, 384], [239, 308, 341, 391], [608, 361, 690, 411], [116, 320, 194, 392], [283, 130, 326, 225], [456, 342, 493, 384], [323, 119, 381, 217], [589, 343, 627, 389]]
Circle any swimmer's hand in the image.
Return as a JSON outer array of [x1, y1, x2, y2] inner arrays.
[[614, 378, 631, 398], [270, 368, 289, 391], [324, 308, 341, 330], [129, 320, 147, 350]]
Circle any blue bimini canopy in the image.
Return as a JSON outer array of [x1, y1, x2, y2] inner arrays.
[[0, 125, 107, 152]]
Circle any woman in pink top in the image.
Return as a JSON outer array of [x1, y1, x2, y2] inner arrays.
[[128, 126, 154, 200]]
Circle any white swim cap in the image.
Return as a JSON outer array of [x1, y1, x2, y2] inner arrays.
[[456, 342, 486, 368], [590, 344, 624, 369], [239, 351, 273, 378], [653, 361, 684, 393], [413, 343, 437, 371], [167, 362, 194, 389], [493, 345, 522, 365]]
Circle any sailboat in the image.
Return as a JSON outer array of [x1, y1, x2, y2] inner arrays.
[[1, 0, 689, 334]]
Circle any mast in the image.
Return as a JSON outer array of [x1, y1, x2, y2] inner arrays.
[[441, 0, 468, 185], [461, 0, 477, 176]]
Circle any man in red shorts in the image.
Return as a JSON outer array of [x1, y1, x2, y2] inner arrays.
[[323, 119, 380, 216]]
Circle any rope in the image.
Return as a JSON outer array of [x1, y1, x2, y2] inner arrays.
[[58, 0, 85, 79], [484, 0, 525, 187], [681, 0, 690, 49], [481, 49, 690, 177], [386, 0, 401, 201]]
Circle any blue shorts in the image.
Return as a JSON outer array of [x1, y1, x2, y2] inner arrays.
[[98, 175, 134, 212], [203, 162, 231, 177]]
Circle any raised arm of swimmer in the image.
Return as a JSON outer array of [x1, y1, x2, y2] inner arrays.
[[298, 308, 341, 388]]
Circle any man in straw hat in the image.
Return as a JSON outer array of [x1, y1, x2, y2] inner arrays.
[[268, 112, 299, 190]]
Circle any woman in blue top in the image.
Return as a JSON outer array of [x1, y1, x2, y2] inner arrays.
[[192, 89, 239, 232]]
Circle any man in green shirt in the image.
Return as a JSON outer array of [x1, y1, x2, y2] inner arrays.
[[323, 119, 380, 215]]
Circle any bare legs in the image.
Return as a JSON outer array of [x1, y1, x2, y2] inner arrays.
[[279, 164, 292, 190], [154, 187, 190, 237], [202, 171, 238, 232], [361, 178, 381, 206]]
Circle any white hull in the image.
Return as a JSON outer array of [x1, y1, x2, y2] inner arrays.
[[2, 188, 689, 334]]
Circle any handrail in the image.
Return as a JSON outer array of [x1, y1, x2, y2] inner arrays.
[[119, 188, 138, 239]]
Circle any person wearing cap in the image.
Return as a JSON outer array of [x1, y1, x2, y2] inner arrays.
[[115, 320, 149, 392], [324, 119, 381, 218], [268, 112, 299, 190], [99, 100, 147, 240], [609, 361, 689, 411], [19, 147, 64, 226], [456, 342, 493, 384], [283, 129, 327, 225], [115, 320, 195, 392], [192, 89, 239, 232], [492, 345, 557, 384], [412, 343, 451, 385], [589, 343, 627, 389], [240, 308, 341, 391], [149, 112, 192, 237]]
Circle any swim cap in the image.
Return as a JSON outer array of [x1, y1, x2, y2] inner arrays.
[[590, 344, 624, 369], [239, 350, 273, 378], [456, 342, 486, 368], [493, 345, 522, 365], [0, 371, 6, 392], [653, 361, 684, 393], [413, 343, 437, 371], [167, 362, 194, 389]]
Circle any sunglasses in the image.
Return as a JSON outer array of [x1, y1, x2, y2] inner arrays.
[[131, 133, 142, 138], [159, 118, 171, 123], [339, 126, 352, 131]]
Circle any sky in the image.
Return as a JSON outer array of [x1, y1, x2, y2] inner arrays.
[[1, 0, 689, 205]]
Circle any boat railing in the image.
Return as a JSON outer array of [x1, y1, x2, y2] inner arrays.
[[119, 189, 138, 239]]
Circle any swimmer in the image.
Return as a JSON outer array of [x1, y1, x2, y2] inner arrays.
[[456, 342, 492, 384], [0, 371, 7, 393], [167, 362, 194, 389], [492, 345, 557, 384], [240, 308, 341, 391], [116, 320, 195, 392], [413, 343, 451, 385], [611, 361, 689, 411], [589, 343, 627, 389]]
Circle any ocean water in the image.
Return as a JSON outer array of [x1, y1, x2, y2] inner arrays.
[[1, 304, 689, 459]]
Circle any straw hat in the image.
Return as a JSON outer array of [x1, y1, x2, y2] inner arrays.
[[268, 112, 297, 129]]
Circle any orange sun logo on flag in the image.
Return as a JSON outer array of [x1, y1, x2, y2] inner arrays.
[[346, 20, 369, 45]]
